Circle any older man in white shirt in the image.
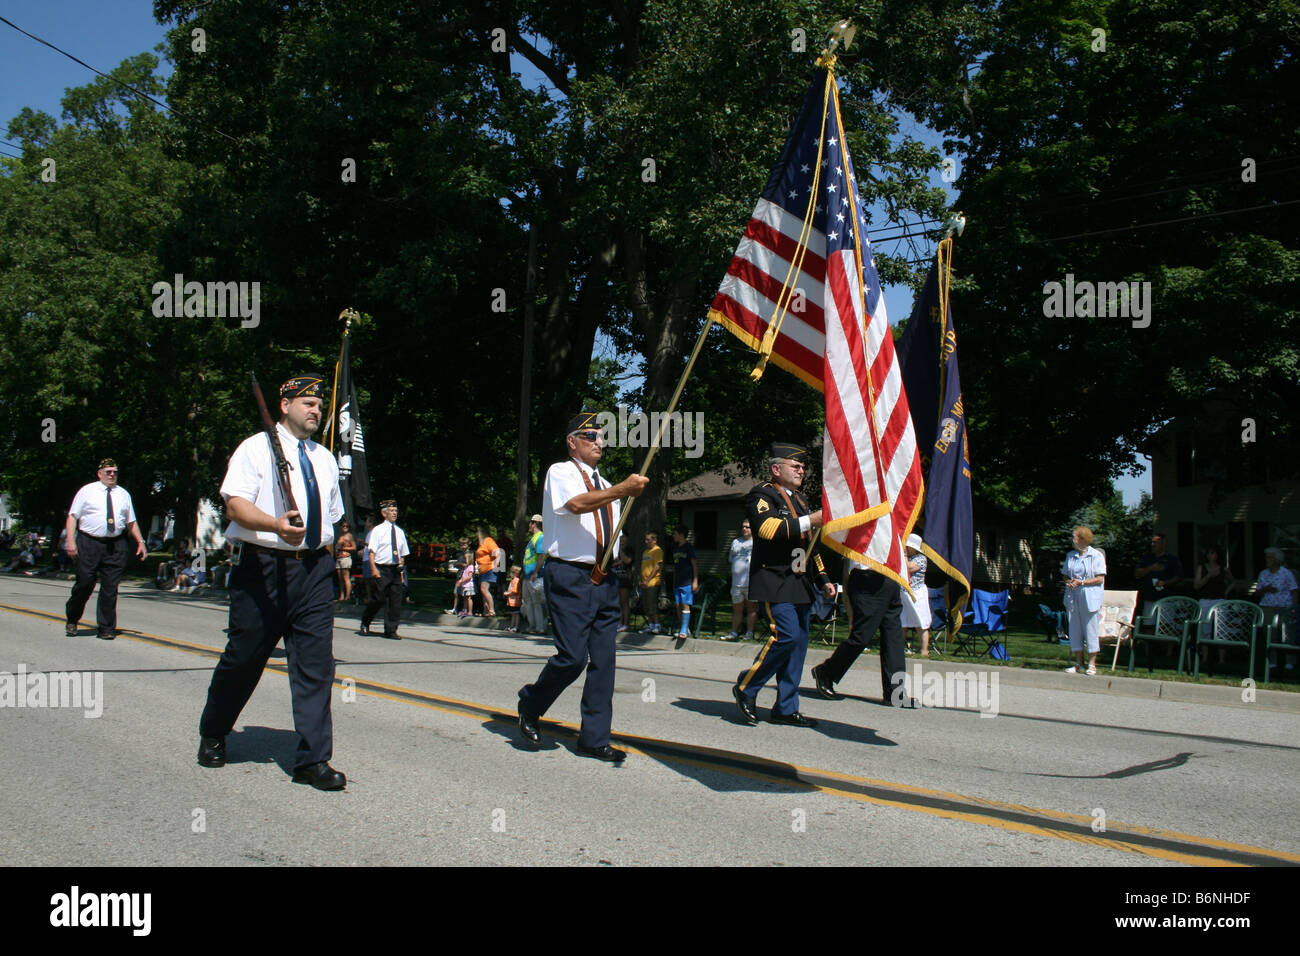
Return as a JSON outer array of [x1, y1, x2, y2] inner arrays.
[[64, 457, 148, 639]]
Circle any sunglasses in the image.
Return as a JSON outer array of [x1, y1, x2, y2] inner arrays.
[[573, 430, 602, 442], [102, 469, 119, 475]]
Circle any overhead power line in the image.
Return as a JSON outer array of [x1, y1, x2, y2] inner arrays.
[[0, 13, 241, 145]]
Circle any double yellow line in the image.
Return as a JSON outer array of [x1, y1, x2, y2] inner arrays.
[[4, 601, 1296, 867]]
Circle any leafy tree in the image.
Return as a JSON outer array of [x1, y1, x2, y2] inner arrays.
[[921, 0, 1299, 525], [0, 54, 249, 539], [153, 0, 966, 542]]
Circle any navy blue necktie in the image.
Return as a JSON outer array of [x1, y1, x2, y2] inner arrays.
[[298, 441, 321, 550], [105, 488, 115, 534]]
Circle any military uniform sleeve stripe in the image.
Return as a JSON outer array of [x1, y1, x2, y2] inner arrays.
[[759, 517, 784, 540]]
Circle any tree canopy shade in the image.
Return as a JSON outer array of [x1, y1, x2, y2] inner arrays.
[[922, 0, 1299, 523], [0, 54, 252, 538], [150, 0, 960, 539]]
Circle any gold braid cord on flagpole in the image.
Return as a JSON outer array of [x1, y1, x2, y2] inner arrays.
[[327, 308, 359, 453]]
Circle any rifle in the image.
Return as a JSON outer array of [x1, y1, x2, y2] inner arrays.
[[250, 373, 303, 527]]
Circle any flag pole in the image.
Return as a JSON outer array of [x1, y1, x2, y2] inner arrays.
[[596, 22, 859, 579], [327, 308, 358, 453], [593, 315, 716, 578]]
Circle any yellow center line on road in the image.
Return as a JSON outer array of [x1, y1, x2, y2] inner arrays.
[[3, 601, 1296, 866]]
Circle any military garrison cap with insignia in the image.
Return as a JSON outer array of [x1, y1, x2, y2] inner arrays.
[[98, 458, 117, 470], [280, 374, 325, 399], [769, 441, 809, 463], [379, 499, 397, 510], [567, 411, 601, 434]]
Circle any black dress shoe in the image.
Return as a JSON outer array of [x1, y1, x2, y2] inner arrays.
[[65, 622, 77, 636], [517, 692, 541, 746], [382, 632, 401, 640], [770, 711, 818, 727], [292, 762, 346, 790], [576, 744, 627, 762], [811, 664, 844, 700], [359, 623, 372, 636], [97, 630, 116, 641], [732, 683, 758, 725], [197, 736, 226, 768]]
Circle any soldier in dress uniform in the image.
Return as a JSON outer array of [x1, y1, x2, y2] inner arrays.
[[516, 412, 648, 761], [64, 458, 149, 639], [732, 442, 835, 727], [196, 373, 347, 791], [362, 499, 409, 639]]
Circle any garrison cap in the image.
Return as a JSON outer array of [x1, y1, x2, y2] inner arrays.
[[566, 411, 601, 434], [98, 458, 117, 470], [379, 499, 397, 510], [769, 441, 810, 463], [280, 374, 325, 399]]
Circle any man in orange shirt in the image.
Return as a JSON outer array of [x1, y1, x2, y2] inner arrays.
[[475, 524, 503, 616]]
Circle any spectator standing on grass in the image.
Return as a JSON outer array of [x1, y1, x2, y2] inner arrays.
[[521, 514, 547, 634], [615, 540, 635, 632], [449, 551, 475, 617], [900, 534, 932, 656], [671, 526, 698, 639], [1063, 525, 1106, 676], [725, 519, 756, 641], [475, 524, 502, 617], [505, 565, 523, 632], [1136, 531, 1183, 611], [333, 521, 356, 603], [640, 531, 664, 634]]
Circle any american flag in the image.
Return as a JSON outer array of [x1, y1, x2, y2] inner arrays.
[[708, 68, 923, 587]]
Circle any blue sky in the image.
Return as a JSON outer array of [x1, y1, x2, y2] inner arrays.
[[0, 2, 1150, 506]]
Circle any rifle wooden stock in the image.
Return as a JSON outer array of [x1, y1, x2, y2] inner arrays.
[[250, 373, 303, 527]]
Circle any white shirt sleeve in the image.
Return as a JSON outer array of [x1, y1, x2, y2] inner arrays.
[[68, 485, 90, 521]]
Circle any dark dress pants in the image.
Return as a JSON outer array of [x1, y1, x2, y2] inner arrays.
[[199, 548, 336, 769], [521, 560, 620, 748], [65, 532, 127, 633], [362, 565, 402, 635], [821, 569, 906, 701], [737, 601, 812, 716]]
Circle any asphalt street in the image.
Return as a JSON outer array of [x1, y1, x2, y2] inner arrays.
[[2, 574, 1297, 867]]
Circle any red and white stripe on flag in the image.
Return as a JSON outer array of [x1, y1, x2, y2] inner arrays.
[[820, 253, 924, 590], [707, 68, 923, 589]]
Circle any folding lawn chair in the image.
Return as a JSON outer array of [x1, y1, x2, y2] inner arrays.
[[1096, 590, 1138, 672], [809, 584, 843, 645], [951, 589, 1008, 658]]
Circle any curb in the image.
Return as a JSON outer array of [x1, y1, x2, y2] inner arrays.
[[121, 581, 1300, 713]]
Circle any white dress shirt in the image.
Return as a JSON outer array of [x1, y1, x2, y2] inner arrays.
[[221, 423, 343, 549], [366, 521, 410, 566], [543, 458, 621, 564], [69, 481, 137, 537]]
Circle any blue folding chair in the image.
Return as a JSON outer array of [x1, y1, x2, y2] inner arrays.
[[952, 589, 1009, 658], [928, 587, 954, 654]]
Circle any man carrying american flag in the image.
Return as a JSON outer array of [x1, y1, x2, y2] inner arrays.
[[709, 36, 924, 711]]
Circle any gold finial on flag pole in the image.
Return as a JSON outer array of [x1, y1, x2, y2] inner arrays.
[[816, 19, 856, 68], [338, 307, 359, 331]]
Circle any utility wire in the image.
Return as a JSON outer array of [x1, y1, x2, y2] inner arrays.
[[0, 13, 241, 145], [1027, 199, 1300, 245]]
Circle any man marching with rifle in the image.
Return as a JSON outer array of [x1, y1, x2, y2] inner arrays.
[[196, 373, 347, 791]]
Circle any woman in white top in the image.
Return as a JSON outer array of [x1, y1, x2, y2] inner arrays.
[[900, 533, 932, 656], [1063, 525, 1107, 675]]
